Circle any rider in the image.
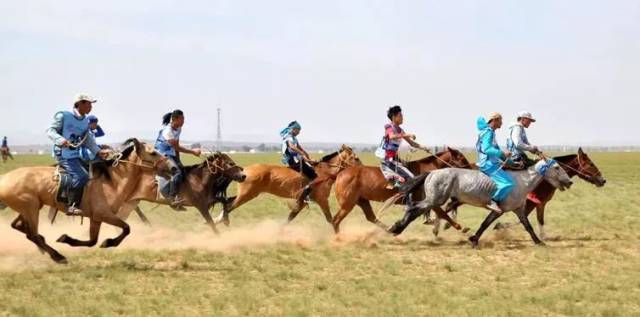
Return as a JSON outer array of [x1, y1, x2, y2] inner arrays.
[[280, 121, 317, 205], [378, 105, 428, 189], [46, 93, 109, 215], [154, 109, 201, 209], [1, 136, 9, 157], [507, 111, 540, 168], [476, 112, 515, 214], [87, 115, 105, 138]]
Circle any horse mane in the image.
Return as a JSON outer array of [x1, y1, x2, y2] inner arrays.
[[93, 139, 139, 180], [406, 149, 449, 164], [183, 160, 207, 174], [320, 151, 339, 162], [553, 154, 578, 163]]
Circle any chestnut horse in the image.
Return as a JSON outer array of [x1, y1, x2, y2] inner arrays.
[[214, 145, 361, 226], [117, 153, 246, 234], [0, 139, 170, 263], [331, 147, 473, 233], [490, 148, 606, 239]]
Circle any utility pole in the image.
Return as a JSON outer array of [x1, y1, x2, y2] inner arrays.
[[216, 108, 222, 152]]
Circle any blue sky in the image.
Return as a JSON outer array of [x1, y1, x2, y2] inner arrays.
[[1, 0, 639, 146]]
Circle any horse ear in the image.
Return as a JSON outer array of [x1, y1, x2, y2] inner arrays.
[[578, 147, 584, 155], [131, 138, 143, 156], [446, 146, 453, 151]]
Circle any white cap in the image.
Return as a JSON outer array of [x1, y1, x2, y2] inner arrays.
[[517, 111, 536, 122], [73, 93, 97, 105]]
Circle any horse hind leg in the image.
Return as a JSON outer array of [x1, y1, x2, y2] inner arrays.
[[57, 219, 101, 247], [432, 206, 469, 233], [21, 210, 67, 263], [196, 205, 220, 235]]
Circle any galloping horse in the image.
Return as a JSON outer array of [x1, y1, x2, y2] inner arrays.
[[490, 148, 606, 239], [214, 145, 361, 226], [0, 147, 13, 163], [118, 153, 246, 234], [331, 147, 473, 233], [388, 159, 574, 247], [0, 138, 171, 263]]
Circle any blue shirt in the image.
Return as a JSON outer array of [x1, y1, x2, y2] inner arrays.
[[475, 117, 507, 174], [46, 109, 100, 160], [281, 133, 300, 164]]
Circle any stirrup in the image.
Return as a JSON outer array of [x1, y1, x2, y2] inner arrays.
[[170, 196, 187, 211], [64, 205, 84, 216]]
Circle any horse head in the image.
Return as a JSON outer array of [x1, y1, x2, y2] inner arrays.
[[207, 152, 246, 182], [536, 158, 573, 191], [119, 138, 173, 177], [336, 144, 362, 167], [575, 148, 606, 187], [445, 146, 473, 169]]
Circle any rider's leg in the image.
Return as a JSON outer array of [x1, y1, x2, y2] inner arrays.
[[58, 158, 90, 216], [298, 161, 318, 203], [166, 155, 186, 210], [487, 169, 515, 214]]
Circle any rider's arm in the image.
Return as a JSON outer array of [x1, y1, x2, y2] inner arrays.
[[480, 130, 504, 159], [512, 126, 537, 153], [93, 125, 105, 138], [287, 141, 311, 160], [46, 112, 67, 146]]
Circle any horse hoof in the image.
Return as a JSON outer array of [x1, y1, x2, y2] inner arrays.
[[100, 239, 114, 248], [468, 236, 479, 249], [493, 223, 503, 230], [53, 255, 68, 264], [536, 241, 547, 247], [56, 234, 69, 243], [462, 227, 470, 234]]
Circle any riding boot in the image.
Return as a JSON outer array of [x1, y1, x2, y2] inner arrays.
[[65, 187, 85, 216], [297, 184, 313, 205]]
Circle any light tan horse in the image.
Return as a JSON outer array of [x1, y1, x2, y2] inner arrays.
[[0, 138, 171, 263], [214, 145, 362, 226]]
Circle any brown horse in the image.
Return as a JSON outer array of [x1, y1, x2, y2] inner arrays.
[[1, 147, 13, 163], [489, 148, 606, 239], [331, 147, 473, 233], [0, 139, 170, 263], [214, 145, 362, 226], [117, 153, 246, 234]]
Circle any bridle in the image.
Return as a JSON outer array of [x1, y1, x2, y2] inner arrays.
[[110, 149, 167, 170], [205, 156, 239, 176], [556, 154, 600, 182]]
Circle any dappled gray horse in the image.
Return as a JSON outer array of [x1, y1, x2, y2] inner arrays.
[[388, 159, 573, 247]]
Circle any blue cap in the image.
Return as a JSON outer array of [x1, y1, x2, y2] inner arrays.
[[87, 115, 98, 123]]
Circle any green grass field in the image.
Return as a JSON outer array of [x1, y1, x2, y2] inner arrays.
[[0, 152, 639, 316]]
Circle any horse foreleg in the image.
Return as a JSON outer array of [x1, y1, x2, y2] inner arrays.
[[536, 203, 547, 240], [357, 199, 388, 231], [469, 211, 503, 248], [197, 206, 220, 235], [57, 220, 101, 247], [515, 206, 545, 245], [214, 191, 258, 226], [99, 215, 131, 248]]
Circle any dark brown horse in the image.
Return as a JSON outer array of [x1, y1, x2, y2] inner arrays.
[[117, 153, 246, 234], [331, 147, 473, 233], [491, 148, 606, 238]]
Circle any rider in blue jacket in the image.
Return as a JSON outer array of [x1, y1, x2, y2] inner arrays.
[[46, 93, 110, 215], [476, 112, 514, 214]]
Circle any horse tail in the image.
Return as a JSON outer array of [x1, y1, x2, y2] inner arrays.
[[293, 175, 334, 201], [376, 172, 431, 217]]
